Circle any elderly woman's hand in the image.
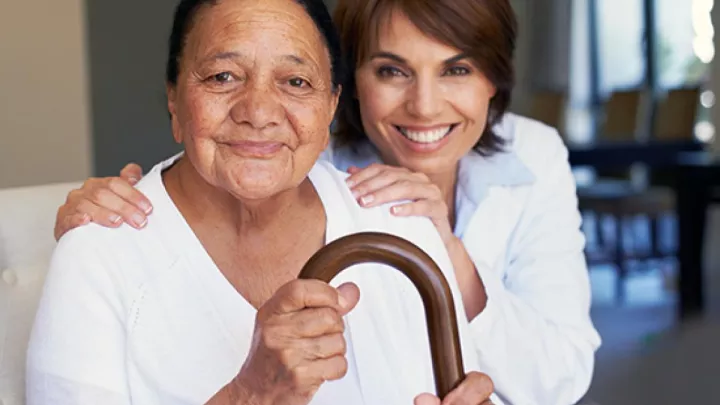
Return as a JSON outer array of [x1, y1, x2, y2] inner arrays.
[[414, 371, 495, 405], [233, 279, 360, 405], [54, 163, 151, 240], [346, 164, 454, 245]]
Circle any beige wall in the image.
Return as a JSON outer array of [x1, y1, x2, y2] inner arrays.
[[0, 0, 92, 188]]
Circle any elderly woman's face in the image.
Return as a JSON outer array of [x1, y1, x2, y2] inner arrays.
[[168, 0, 339, 200], [354, 10, 496, 176]]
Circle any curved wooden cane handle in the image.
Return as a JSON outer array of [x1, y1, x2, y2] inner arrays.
[[298, 231, 465, 398]]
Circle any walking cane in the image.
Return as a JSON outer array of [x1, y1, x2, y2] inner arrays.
[[298, 232, 465, 399]]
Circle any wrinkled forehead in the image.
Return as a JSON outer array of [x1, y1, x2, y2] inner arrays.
[[184, 0, 330, 69]]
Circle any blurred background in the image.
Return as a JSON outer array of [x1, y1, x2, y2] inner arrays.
[[1, 0, 720, 403]]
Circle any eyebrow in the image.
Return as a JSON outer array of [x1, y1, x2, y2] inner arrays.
[[202, 51, 243, 63], [370, 51, 468, 65], [201, 52, 309, 66]]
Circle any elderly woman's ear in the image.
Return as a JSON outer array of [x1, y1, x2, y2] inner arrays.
[[166, 84, 182, 144]]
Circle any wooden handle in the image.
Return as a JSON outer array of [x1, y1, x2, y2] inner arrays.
[[298, 231, 465, 398]]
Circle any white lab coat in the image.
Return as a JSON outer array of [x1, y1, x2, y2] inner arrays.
[[324, 113, 602, 405]]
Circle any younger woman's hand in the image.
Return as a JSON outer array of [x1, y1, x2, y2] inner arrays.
[[54, 163, 151, 240], [414, 371, 495, 405], [345, 164, 454, 245]]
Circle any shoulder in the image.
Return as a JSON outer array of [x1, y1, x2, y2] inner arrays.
[[313, 161, 452, 274], [52, 158, 183, 289], [324, 138, 383, 172], [496, 113, 571, 178]]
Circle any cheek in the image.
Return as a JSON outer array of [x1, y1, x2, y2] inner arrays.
[[356, 76, 403, 128], [447, 81, 493, 123], [177, 91, 229, 141], [285, 99, 331, 146]]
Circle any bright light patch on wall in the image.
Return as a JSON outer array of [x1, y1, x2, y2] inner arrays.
[[693, 38, 716, 62], [693, 0, 715, 63], [695, 120, 716, 142]]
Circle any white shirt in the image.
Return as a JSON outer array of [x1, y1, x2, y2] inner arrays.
[[27, 155, 496, 404], [324, 113, 602, 405]]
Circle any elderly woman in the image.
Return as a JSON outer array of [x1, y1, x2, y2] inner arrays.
[[52, 0, 601, 404], [26, 0, 497, 404]]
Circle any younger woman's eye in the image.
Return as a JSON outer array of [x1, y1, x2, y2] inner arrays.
[[377, 66, 406, 78], [444, 66, 471, 76]]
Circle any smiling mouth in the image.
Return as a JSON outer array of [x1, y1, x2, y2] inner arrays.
[[394, 124, 458, 144]]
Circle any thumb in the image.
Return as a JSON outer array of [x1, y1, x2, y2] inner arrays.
[[336, 282, 360, 315], [414, 393, 441, 405], [120, 163, 144, 184]]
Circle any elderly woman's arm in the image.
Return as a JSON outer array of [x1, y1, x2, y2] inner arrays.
[[26, 233, 133, 404], [467, 137, 601, 405]]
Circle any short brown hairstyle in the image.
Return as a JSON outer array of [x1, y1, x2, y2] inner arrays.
[[332, 0, 517, 155]]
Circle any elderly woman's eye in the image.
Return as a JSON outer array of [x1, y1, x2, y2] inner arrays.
[[210, 72, 234, 83], [377, 66, 406, 78], [288, 77, 309, 88], [444, 66, 471, 76]]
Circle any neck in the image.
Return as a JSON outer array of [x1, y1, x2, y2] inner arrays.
[[164, 156, 321, 238]]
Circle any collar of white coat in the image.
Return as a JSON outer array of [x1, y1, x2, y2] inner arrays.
[[456, 112, 538, 205], [453, 114, 535, 238]]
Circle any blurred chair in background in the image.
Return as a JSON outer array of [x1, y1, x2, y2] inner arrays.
[[577, 88, 694, 303]]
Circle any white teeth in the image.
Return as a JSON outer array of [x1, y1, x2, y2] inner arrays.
[[398, 126, 452, 143]]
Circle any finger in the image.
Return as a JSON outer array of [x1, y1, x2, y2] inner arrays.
[[267, 280, 345, 316], [414, 393, 441, 405], [390, 199, 448, 221], [344, 163, 400, 189], [351, 172, 423, 206], [335, 282, 360, 315], [361, 180, 442, 208], [300, 332, 347, 359], [84, 188, 148, 229], [105, 177, 153, 215], [119, 163, 144, 184], [287, 308, 345, 338], [441, 372, 494, 405], [75, 199, 126, 228], [346, 165, 362, 174], [55, 213, 91, 240], [300, 354, 349, 384]]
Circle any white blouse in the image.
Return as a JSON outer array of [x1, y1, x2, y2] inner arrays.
[[27, 155, 495, 404]]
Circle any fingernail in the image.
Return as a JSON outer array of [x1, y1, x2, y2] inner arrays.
[[360, 194, 374, 205], [128, 177, 139, 185], [139, 201, 152, 214], [345, 178, 355, 188], [131, 213, 147, 227], [391, 205, 403, 215], [109, 214, 122, 224]]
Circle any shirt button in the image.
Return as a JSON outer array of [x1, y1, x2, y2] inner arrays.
[[2, 269, 18, 286]]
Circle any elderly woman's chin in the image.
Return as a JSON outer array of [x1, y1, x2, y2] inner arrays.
[[214, 154, 314, 201]]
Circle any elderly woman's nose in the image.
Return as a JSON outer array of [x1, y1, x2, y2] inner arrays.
[[406, 76, 443, 119], [230, 82, 284, 129]]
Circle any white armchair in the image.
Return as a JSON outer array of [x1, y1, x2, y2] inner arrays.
[[0, 182, 80, 405]]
